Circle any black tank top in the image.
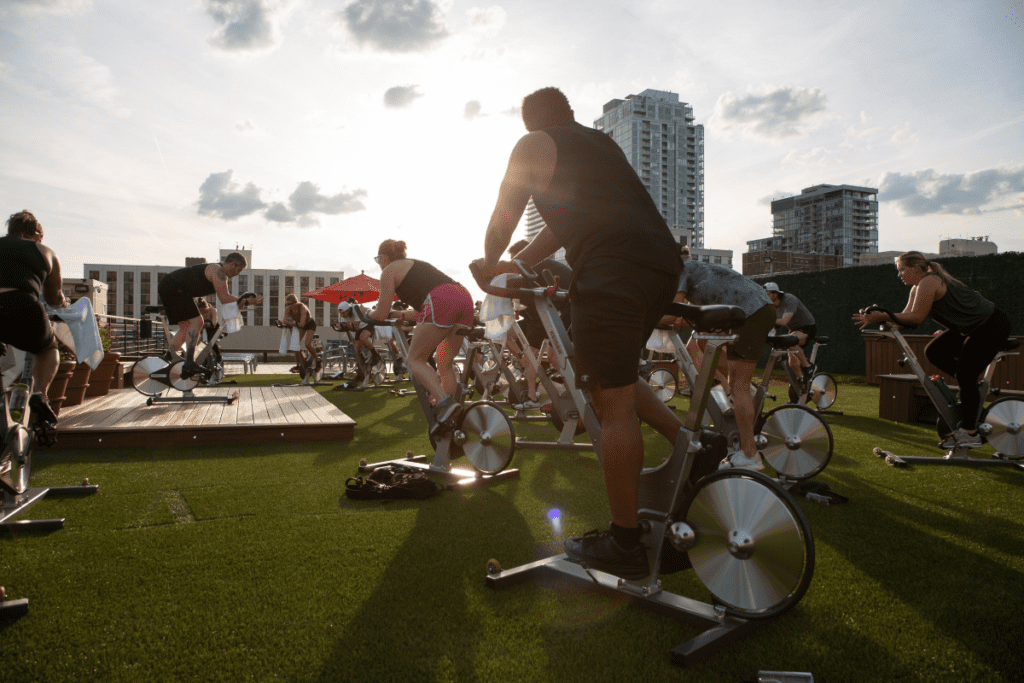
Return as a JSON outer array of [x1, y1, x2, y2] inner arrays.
[[395, 260, 455, 311], [163, 263, 216, 297], [0, 235, 48, 297], [532, 122, 682, 277], [928, 276, 995, 334]]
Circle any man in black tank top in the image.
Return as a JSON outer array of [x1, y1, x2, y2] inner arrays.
[[473, 88, 685, 580], [0, 210, 68, 408], [157, 252, 262, 356]]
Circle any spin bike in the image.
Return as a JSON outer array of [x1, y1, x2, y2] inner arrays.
[[129, 294, 256, 406], [472, 263, 815, 666], [1, 337, 98, 618], [351, 308, 519, 489], [274, 320, 325, 385], [662, 325, 835, 484], [862, 306, 1024, 470], [330, 318, 391, 390], [769, 335, 841, 415]]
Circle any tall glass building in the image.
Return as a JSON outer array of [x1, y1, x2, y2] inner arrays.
[[592, 89, 706, 247]]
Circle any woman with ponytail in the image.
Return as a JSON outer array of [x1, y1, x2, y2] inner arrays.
[[853, 251, 1011, 448]]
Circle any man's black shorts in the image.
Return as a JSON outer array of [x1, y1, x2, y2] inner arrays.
[[569, 257, 678, 390], [157, 279, 201, 325], [792, 324, 817, 344], [0, 290, 54, 354]]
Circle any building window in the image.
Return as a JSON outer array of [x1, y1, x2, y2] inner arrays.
[[89, 270, 100, 281], [714, 256, 722, 264]]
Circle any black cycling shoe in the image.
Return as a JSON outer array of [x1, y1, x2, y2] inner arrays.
[[429, 398, 462, 438], [563, 528, 650, 580], [29, 392, 58, 425]]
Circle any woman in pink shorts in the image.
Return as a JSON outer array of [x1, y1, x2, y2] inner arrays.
[[369, 239, 474, 432]]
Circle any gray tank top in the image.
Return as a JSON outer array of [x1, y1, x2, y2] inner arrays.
[[928, 276, 995, 334], [677, 260, 772, 317]]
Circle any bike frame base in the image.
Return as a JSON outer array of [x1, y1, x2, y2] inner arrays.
[[1, 484, 99, 532], [147, 390, 239, 406], [878, 447, 1024, 471], [0, 596, 29, 619], [514, 437, 593, 451], [485, 554, 757, 667], [358, 454, 519, 490]]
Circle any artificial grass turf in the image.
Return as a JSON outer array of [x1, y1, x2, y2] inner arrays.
[[2, 377, 1022, 682]]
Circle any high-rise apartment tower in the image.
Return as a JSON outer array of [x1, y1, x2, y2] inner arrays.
[[593, 89, 705, 247]]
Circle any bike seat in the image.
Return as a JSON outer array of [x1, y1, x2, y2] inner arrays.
[[814, 336, 829, 344], [1001, 338, 1021, 351], [767, 334, 801, 349], [145, 305, 166, 313], [665, 303, 746, 332]]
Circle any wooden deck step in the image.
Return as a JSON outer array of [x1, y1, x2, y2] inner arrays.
[[51, 387, 355, 450]]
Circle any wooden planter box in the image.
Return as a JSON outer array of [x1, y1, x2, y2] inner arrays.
[[864, 334, 1024, 390]]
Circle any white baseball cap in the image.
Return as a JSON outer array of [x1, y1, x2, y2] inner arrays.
[[338, 302, 352, 312], [764, 282, 783, 294]]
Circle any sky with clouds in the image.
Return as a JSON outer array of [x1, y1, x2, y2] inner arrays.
[[1, 0, 1022, 298]]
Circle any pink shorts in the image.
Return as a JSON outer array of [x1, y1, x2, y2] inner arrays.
[[418, 283, 475, 328]]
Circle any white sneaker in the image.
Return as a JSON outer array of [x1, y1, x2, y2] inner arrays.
[[718, 451, 765, 471], [301, 378, 310, 386], [513, 400, 541, 410]]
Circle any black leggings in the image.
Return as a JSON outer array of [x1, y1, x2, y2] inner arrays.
[[924, 309, 1011, 430]]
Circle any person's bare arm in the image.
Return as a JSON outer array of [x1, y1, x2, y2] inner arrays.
[[478, 132, 557, 279], [511, 226, 561, 270], [41, 246, 67, 308], [369, 267, 398, 322], [208, 264, 237, 305]]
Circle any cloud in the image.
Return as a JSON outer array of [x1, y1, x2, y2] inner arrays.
[[711, 85, 829, 139], [264, 181, 368, 227], [467, 5, 504, 29], [383, 84, 422, 108], [879, 166, 1024, 216], [780, 147, 840, 167], [197, 171, 367, 226], [204, 0, 294, 53], [197, 170, 268, 220], [52, 44, 130, 117], [5, 0, 92, 14], [233, 119, 264, 135], [890, 122, 920, 146], [464, 100, 482, 120], [758, 190, 797, 206], [338, 0, 449, 52]]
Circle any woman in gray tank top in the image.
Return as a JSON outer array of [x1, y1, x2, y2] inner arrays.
[[853, 251, 1011, 449]]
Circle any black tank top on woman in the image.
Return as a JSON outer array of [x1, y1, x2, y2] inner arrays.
[[162, 262, 217, 298], [0, 235, 48, 297], [531, 122, 681, 278], [395, 260, 455, 311]]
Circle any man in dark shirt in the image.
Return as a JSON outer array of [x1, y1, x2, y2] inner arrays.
[[474, 87, 684, 580], [0, 210, 68, 404], [157, 252, 261, 357]]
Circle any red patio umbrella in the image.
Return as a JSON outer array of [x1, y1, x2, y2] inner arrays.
[[302, 271, 394, 305]]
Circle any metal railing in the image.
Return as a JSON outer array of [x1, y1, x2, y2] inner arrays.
[[97, 313, 170, 359]]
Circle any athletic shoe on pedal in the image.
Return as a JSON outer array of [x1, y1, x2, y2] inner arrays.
[[513, 400, 541, 410], [29, 392, 58, 425], [429, 398, 462, 437], [563, 528, 649, 580], [940, 427, 982, 449], [718, 451, 765, 471]]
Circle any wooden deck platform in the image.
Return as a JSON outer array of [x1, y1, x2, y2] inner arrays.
[[52, 387, 355, 450]]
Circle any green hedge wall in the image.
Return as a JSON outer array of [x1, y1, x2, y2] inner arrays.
[[757, 252, 1024, 376]]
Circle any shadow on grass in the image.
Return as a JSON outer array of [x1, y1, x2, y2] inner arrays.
[[314, 486, 536, 682], [810, 473, 1023, 675]]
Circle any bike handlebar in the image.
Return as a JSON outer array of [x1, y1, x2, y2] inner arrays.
[[468, 260, 566, 301]]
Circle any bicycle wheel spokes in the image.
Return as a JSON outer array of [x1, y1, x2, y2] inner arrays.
[[130, 355, 169, 396], [685, 470, 813, 618], [459, 401, 515, 475], [757, 405, 833, 480]]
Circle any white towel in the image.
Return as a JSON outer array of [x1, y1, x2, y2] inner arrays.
[[51, 298, 103, 370], [278, 326, 302, 353], [479, 274, 515, 341], [646, 329, 675, 353]]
